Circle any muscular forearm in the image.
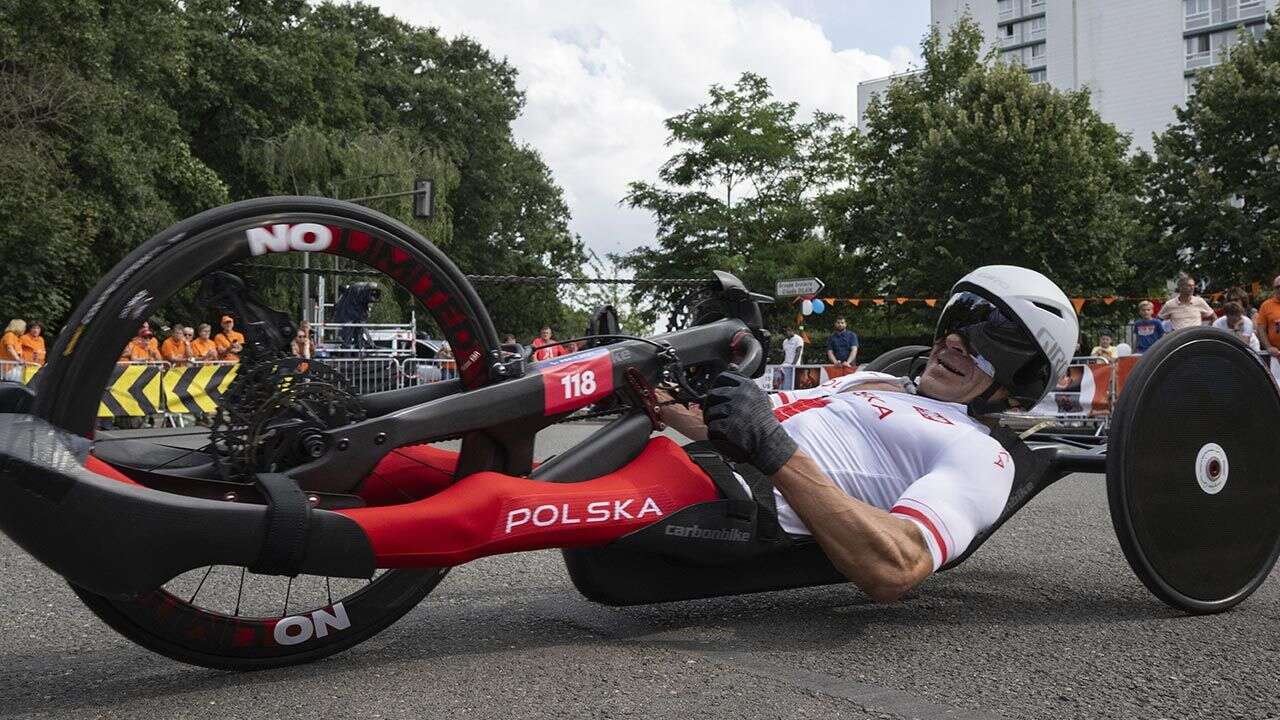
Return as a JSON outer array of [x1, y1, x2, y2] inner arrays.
[[655, 390, 708, 441], [770, 450, 932, 601]]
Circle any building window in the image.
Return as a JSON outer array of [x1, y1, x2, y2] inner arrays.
[[1185, 75, 1198, 101], [1239, 0, 1265, 20], [1029, 0, 1045, 8], [1030, 16, 1046, 39], [1029, 68, 1048, 84], [998, 0, 1015, 20], [1186, 33, 1212, 68], [1000, 22, 1017, 47], [1003, 48, 1025, 66], [1185, 0, 1211, 29], [1031, 43, 1046, 63]]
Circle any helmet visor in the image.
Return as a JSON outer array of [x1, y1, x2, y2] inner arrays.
[[936, 291, 1049, 402]]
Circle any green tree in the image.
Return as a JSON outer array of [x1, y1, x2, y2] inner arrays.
[[618, 72, 856, 326], [1142, 15, 1280, 290], [829, 17, 1142, 301], [0, 0, 228, 326], [0, 0, 583, 336]]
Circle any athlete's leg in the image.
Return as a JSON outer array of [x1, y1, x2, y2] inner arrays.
[[339, 436, 719, 567]]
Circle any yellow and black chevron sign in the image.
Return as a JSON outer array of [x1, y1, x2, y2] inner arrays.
[[163, 364, 238, 414], [93, 363, 238, 418]]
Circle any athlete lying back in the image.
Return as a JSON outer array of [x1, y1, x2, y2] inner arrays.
[[661, 266, 1078, 601]]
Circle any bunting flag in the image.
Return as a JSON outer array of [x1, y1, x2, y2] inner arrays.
[[778, 278, 1274, 312]]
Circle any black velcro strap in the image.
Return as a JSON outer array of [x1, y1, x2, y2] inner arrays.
[[685, 447, 755, 521], [249, 473, 311, 576]]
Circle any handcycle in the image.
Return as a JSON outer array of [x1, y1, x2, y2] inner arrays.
[[0, 197, 1277, 670]]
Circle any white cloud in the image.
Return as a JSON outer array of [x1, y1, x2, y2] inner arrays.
[[374, 0, 918, 257]]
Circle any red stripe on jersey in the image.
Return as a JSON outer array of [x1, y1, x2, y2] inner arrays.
[[773, 397, 831, 422], [891, 504, 949, 564]]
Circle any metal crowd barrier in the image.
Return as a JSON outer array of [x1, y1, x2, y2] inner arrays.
[[0, 359, 39, 384], [399, 358, 459, 386]]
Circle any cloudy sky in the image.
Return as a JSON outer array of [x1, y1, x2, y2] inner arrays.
[[375, 1, 929, 257]]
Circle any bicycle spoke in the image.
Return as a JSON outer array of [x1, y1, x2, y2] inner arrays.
[[189, 566, 215, 604], [283, 577, 293, 616], [233, 567, 246, 617], [326, 576, 333, 606]]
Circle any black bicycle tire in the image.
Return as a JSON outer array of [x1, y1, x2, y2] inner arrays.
[[862, 345, 930, 376], [1106, 327, 1280, 613], [33, 197, 497, 669]]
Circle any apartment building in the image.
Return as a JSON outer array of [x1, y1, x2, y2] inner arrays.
[[857, 1, 1275, 149]]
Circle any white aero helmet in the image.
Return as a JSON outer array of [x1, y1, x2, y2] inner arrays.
[[936, 265, 1079, 410]]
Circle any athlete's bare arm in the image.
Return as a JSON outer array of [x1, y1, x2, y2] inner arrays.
[[660, 395, 709, 441], [769, 450, 933, 602]]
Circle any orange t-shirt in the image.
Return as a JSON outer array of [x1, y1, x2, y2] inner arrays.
[[190, 337, 218, 361], [1, 331, 22, 362], [215, 330, 246, 362], [1256, 297, 1280, 350], [160, 336, 191, 364], [18, 334, 45, 365], [120, 337, 161, 362]]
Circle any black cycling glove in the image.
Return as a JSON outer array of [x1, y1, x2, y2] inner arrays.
[[702, 371, 798, 475]]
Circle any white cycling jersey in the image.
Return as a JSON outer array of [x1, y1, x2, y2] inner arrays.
[[768, 371, 907, 408], [769, 373, 1015, 571]]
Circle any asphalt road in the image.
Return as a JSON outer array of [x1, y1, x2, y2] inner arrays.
[[1, 423, 1278, 720]]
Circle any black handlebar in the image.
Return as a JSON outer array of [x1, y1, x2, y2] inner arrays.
[[727, 330, 764, 376]]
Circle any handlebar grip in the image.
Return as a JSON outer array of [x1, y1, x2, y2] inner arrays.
[[727, 331, 764, 377]]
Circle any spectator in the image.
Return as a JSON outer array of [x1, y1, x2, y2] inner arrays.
[[160, 323, 194, 365], [299, 320, 318, 349], [826, 316, 859, 368], [1158, 273, 1215, 330], [782, 326, 805, 365], [1213, 301, 1260, 349], [19, 320, 45, 368], [501, 333, 525, 360], [531, 326, 565, 362], [291, 326, 313, 358], [1254, 275, 1280, 382], [1224, 286, 1257, 320], [215, 315, 245, 362], [2, 319, 24, 382], [1132, 300, 1165, 353], [1091, 331, 1119, 363], [437, 341, 456, 379], [190, 323, 218, 362], [119, 321, 162, 363]]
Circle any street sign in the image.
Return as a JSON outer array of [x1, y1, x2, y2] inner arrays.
[[775, 278, 825, 297]]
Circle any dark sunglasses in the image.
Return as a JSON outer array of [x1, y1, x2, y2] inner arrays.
[[937, 291, 1045, 388]]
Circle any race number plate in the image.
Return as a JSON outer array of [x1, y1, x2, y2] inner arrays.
[[539, 347, 615, 416]]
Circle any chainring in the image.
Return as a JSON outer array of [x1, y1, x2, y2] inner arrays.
[[210, 354, 366, 483]]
